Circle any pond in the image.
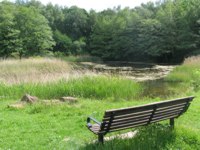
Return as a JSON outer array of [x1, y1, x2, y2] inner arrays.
[[76, 61, 180, 98], [78, 61, 175, 82]]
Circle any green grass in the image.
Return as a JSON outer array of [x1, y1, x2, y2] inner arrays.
[[165, 57, 200, 92], [165, 56, 200, 84], [0, 76, 142, 100], [83, 125, 200, 150], [58, 55, 102, 62], [165, 65, 196, 83], [0, 95, 200, 150], [0, 98, 156, 150], [1, 57, 200, 149]]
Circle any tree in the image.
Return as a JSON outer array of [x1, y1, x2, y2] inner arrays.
[[71, 38, 86, 55], [42, 3, 64, 31], [62, 6, 90, 40], [53, 30, 72, 54], [0, 1, 22, 58], [14, 6, 55, 56], [1, 0, 200, 62]]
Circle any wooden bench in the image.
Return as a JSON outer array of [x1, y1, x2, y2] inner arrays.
[[86, 96, 194, 143]]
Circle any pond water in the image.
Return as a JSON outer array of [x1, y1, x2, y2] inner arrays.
[[76, 61, 179, 98]]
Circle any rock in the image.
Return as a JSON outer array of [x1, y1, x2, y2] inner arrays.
[[59, 97, 78, 103], [21, 94, 38, 103]]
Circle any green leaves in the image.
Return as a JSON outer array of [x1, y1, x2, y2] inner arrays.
[[0, 1, 21, 58], [89, 0, 200, 63], [1, 0, 200, 62], [15, 6, 55, 55], [53, 30, 72, 54], [0, 1, 55, 58]]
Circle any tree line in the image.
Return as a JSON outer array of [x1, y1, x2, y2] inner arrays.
[[0, 0, 200, 63]]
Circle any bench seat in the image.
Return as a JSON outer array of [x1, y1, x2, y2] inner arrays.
[[88, 124, 100, 134]]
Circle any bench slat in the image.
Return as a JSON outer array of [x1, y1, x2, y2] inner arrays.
[[103, 110, 153, 122], [155, 107, 184, 114], [105, 97, 193, 117], [154, 109, 183, 118], [157, 103, 187, 110], [104, 114, 151, 124], [109, 122, 148, 132], [151, 114, 179, 123], [156, 103, 187, 111], [104, 116, 151, 128], [108, 119, 149, 130], [104, 105, 154, 118], [152, 114, 180, 122]]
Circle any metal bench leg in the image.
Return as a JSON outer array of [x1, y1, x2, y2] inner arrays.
[[98, 134, 104, 143], [170, 118, 174, 129]]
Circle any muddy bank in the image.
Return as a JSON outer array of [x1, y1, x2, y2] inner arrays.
[[78, 62, 176, 82]]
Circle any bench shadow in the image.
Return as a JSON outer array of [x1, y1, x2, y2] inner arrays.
[[81, 124, 176, 150]]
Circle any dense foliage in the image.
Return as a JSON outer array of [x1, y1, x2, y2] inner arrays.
[[1, 0, 200, 62]]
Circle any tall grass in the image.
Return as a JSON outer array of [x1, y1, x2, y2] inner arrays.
[[0, 76, 142, 100], [0, 58, 142, 100], [184, 55, 200, 67], [0, 58, 71, 84], [58, 55, 102, 62], [165, 55, 200, 83]]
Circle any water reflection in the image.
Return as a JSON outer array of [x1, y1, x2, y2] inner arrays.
[[141, 79, 182, 98]]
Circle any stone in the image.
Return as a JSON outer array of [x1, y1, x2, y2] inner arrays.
[[59, 96, 78, 103], [21, 94, 38, 103]]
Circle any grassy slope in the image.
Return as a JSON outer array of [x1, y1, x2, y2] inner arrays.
[[0, 57, 200, 149]]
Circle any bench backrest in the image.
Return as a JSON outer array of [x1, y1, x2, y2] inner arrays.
[[99, 96, 194, 133]]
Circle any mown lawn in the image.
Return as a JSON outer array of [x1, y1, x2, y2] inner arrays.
[[0, 98, 155, 149], [0, 93, 200, 150]]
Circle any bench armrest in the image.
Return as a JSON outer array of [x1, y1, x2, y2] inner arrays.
[[87, 116, 101, 127]]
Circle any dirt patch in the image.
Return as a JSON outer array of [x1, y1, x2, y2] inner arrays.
[[104, 131, 138, 141], [41, 100, 63, 105], [59, 97, 78, 103], [8, 102, 26, 109]]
